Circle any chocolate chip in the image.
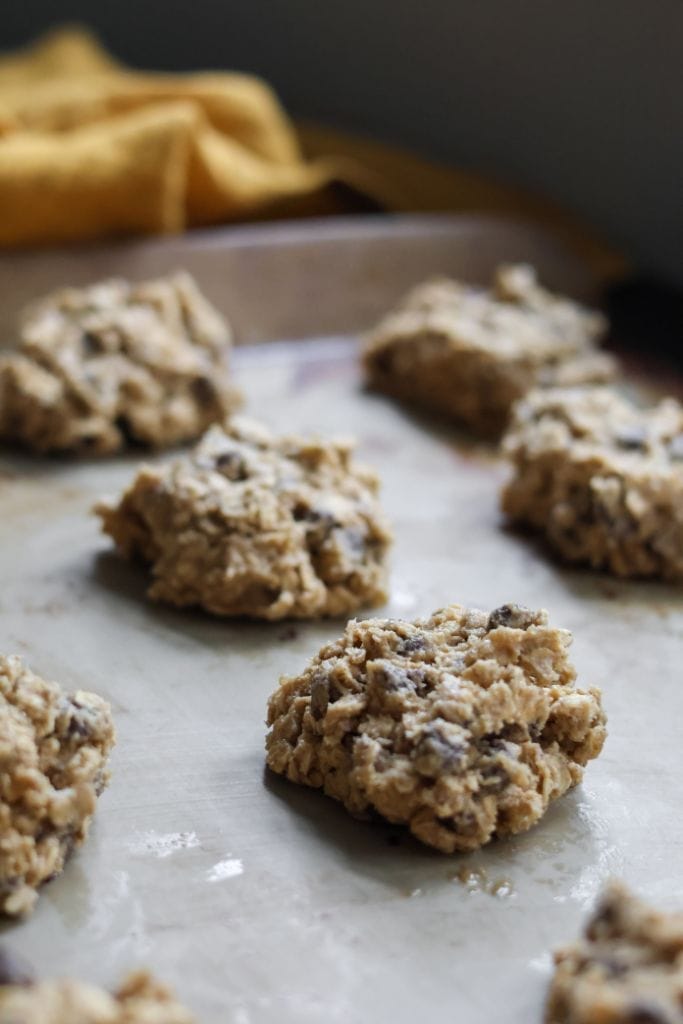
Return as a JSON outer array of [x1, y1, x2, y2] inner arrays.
[[293, 506, 340, 551], [81, 330, 104, 355], [67, 715, 92, 739], [500, 723, 527, 743], [438, 811, 479, 836], [487, 604, 535, 631], [588, 893, 619, 937], [340, 527, 366, 555], [63, 698, 97, 740], [113, 415, 137, 446], [593, 954, 627, 978], [614, 425, 648, 450], [192, 376, 217, 404], [374, 350, 395, 374], [309, 678, 329, 721], [480, 736, 507, 753], [480, 764, 509, 794], [414, 722, 467, 775], [369, 662, 422, 692], [623, 1002, 672, 1023], [0, 946, 34, 986], [294, 506, 337, 529], [215, 450, 248, 481], [293, 505, 323, 523], [399, 635, 426, 653], [93, 768, 109, 797]]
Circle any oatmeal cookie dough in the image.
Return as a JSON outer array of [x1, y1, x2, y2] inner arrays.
[[546, 882, 683, 1023], [0, 966, 194, 1024], [0, 656, 115, 917], [502, 387, 683, 580], [0, 272, 241, 455], [363, 263, 615, 436], [266, 602, 606, 852], [96, 416, 392, 619]]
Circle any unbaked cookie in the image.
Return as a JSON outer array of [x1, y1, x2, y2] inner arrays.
[[363, 263, 615, 437], [545, 882, 683, 1023], [96, 417, 392, 619], [502, 387, 683, 580], [0, 272, 241, 455], [0, 656, 115, 917], [0, 965, 194, 1024], [266, 602, 606, 852]]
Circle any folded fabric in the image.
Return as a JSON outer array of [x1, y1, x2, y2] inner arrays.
[[0, 27, 375, 245], [0, 26, 624, 281]]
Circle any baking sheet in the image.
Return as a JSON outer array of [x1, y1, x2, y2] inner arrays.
[[1, 232, 682, 1023], [0, 213, 597, 344]]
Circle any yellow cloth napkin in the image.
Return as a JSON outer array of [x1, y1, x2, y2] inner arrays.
[[0, 27, 365, 244], [0, 27, 624, 280]]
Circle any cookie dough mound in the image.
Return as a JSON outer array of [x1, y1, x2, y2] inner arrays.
[[502, 387, 683, 580], [546, 882, 683, 1023], [266, 602, 606, 852], [363, 263, 615, 437], [0, 272, 241, 455], [0, 968, 194, 1023], [96, 417, 392, 619], [0, 656, 115, 917]]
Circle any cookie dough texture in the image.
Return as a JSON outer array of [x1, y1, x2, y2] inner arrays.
[[363, 263, 615, 436], [96, 417, 392, 619], [0, 656, 115, 917], [0, 969, 194, 1024], [546, 882, 683, 1023], [0, 272, 241, 455], [503, 387, 683, 580], [266, 603, 606, 852]]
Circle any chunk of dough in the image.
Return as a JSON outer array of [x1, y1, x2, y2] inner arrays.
[[266, 602, 606, 851]]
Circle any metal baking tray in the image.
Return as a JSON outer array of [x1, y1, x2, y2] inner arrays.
[[1, 215, 680, 1023]]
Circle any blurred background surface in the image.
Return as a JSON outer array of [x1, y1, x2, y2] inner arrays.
[[2, 0, 681, 285]]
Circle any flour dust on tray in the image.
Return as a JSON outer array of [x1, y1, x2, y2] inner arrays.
[[266, 602, 606, 852], [0, 656, 115, 917], [96, 416, 392, 619], [363, 263, 615, 437], [0, 272, 241, 455]]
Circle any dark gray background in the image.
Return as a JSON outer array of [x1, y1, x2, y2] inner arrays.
[[2, 1, 681, 283]]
